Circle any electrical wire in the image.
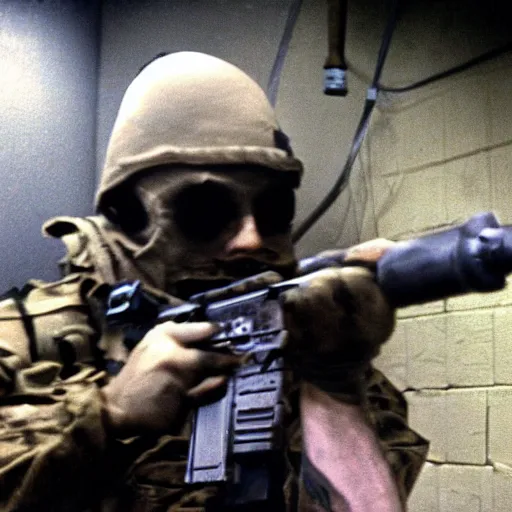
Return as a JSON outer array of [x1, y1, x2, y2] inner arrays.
[[378, 40, 512, 93], [293, 4, 512, 243], [267, 0, 304, 107], [292, 0, 401, 243]]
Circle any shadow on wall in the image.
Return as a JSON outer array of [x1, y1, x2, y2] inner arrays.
[[0, 0, 100, 289]]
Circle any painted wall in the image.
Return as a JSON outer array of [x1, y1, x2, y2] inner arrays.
[[0, 0, 100, 288], [364, 3, 512, 510]]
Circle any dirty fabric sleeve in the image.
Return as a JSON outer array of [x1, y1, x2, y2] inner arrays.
[[0, 359, 114, 511]]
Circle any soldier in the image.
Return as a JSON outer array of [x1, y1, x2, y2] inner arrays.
[[0, 52, 427, 511]]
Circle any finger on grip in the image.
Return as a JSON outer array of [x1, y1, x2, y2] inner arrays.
[[196, 350, 241, 374], [158, 321, 221, 344], [281, 286, 322, 321], [188, 375, 228, 399]]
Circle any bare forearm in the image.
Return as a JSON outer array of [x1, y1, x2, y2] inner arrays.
[[300, 381, 403, 512]]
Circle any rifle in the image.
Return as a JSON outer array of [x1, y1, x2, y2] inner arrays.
[[105, 211, 512, 508]]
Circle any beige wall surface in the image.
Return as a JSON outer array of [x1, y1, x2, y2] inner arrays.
[[278, 1, 512, 509], [98, 0, 512, 509]]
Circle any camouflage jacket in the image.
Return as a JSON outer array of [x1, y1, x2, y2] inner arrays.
[[0, 217, 429, 511]]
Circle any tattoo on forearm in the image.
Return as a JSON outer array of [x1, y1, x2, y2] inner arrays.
[[302, 453, 351, 511]]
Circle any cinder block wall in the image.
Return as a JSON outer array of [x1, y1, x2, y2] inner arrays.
[[367, 33, 512, 512], [97, 0, 512, 509], [372, 52, 512, 509], [273, 0, 512, 508]]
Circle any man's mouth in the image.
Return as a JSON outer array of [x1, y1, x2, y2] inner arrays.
[[173, 260, 269, 299], [215, 258, 272, 278], [171, 258, 298, 299]]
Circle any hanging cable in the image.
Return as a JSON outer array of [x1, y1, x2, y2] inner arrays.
[[267, 0, 304, 107], [292, 0, 401, 243], [378, 40, 512, 93]]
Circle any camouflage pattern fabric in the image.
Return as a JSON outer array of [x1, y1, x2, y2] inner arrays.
[[0, 222, 428, 511]]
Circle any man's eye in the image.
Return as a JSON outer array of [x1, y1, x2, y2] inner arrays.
[[172, 182, 239, 242], [254, 187, 295, 236]]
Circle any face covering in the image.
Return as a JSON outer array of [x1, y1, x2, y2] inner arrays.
[[110, 167, 298, 298], [93, 51, 303, 298]]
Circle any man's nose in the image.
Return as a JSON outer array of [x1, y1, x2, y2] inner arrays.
[[225, 215, 264, 254]]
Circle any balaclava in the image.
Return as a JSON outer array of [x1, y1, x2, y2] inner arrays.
[[94, 52, 303, 296]]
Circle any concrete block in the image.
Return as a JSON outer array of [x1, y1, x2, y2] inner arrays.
[[405, 390, 447, 463], [394, 93, 445, 171], [446, 275, 512, 312], [488, 387, 512, 467], [439, 464, 493, 512], [445, 389, 486, 464], [489, 61, 512, 146], [443, 75, 490, 159], [407, 315, 448, 389], [446, 311, 493, 386], [374, 320, 407, 391], [333, 160, 373, 248], [374, 166, 447, 239], [367, 109, 399, 177], [408, 462, 439, 512], [398, 301, 445, 319], [494, 308, 512, 384], [493, 468, 512, 512], [444, 153, 491, 221], [490, 144, 512, 225]]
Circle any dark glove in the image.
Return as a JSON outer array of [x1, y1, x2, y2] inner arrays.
[[280, 266, 395, 402]]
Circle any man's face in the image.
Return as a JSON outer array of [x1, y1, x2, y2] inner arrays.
[[126, 166, 298, 297]]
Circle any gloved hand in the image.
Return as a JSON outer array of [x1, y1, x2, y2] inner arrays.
[[280, 266, 395, 402], [100, 321, 241, 437]]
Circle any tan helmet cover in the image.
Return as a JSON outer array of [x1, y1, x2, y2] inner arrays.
[[96, 51, 303, 212]]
